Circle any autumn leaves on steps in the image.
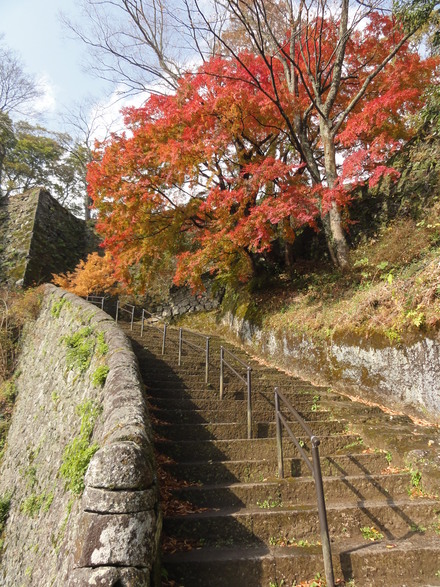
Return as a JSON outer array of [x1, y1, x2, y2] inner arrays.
[[120, 322, 440, 587]]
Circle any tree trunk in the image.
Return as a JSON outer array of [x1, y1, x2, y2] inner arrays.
[[320, 212, 338, 266], [320, 123, 350, 270], [84, 192, 92, 221], [284, 240, 296, 278], [328, 201, 349, 269]]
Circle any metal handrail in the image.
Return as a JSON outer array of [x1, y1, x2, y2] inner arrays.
[[140, 308, 168, 355], [274, 387, 334, 587], [220, 346, 252, 439], [115, 301, 135, 330], [178, 328, 210, 384], [86, 295, 105, 310]]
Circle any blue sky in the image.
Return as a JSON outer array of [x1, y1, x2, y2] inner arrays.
[[0, 0, 111, 127]]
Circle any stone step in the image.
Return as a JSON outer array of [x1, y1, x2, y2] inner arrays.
[[139, 356, 304, 378], [163, 452, 391, 484], [144, 378, 323, 395], [122, 324, 440, 587], [144, 379, 325, 399], [171, 473, 413, 508], [155, 434, 365, 462], [145, 387, 321, 402], [162, 535, 440, 587], [147, 395, 327, 413], [153, 419, 346, 441], [150, 406, 333, 424], [163, 498, 440, 546], [136, 353, 308, 375]]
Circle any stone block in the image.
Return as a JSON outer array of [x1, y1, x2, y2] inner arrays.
[[66, 566, 150, 587], [82, 486, 156, 514], [74, 510, 155, 568], [85, 442, 154, 490]]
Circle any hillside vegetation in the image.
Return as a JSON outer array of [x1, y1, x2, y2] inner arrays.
[[180, 128, 440, 346]]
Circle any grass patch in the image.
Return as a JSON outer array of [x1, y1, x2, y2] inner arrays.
[[59, 400, 102, 495], [20, 492, 54, 518], [50, 297, 69, 318], [92, 365, 109, 387], [63, 326, 95, 374], [0, 381, 17, 404], [360, 526, 384, 541], [269, 534, 321, 548], [96, 332, 109, 356], [0, 492, 12, 552], [257, 495, 283, 509]]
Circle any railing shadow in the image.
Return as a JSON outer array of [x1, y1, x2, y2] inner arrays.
[[119, 318, 434, 586], [128, 330, 270, 586]]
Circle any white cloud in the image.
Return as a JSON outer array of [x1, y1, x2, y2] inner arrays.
[[90, 86, 150, 142], [34, 73, 57, 114]]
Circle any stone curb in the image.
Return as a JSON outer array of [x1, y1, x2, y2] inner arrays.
[[44, 285, 160, 587]]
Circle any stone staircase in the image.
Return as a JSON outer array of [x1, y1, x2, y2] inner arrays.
[[120, 321, 440, 587]]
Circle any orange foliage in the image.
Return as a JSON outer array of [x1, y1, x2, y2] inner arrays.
[[87, 14, 437, 290], [52, 252, 119, 296]]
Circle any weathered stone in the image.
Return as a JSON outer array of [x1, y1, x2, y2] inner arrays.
[[222, 310, 440, 424], [82, 486, 156, 514], [66, 566, 150, 587], [0, 286, 159, 586], [101, 423, 149, 447], [99, 406, 149, 446], [85, 442, 154, 490], [0, 188, 98, 286], [74, 510, 155, 567]]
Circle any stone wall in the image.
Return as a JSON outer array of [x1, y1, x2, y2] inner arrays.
[[0, 188, 98, 287], [221, 311, 440, 425], [0, 285, 160, 587], [155, 276, 224, 319]]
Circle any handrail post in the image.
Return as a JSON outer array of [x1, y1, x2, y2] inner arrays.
[[178, 328, 183, 366], [130, 306, 134, 331], [312, 440, 335, 587], [100, 297, 104, 310], [162, 323, 167, 355], [247, 367, 252, 439], [140, 309, 145, 338], [205, 337, 210, 384], [115, 300, 119, 323], [275, 388, 284, 479], [220, 347, 224, 400]]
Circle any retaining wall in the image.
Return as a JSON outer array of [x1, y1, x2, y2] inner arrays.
[[0, 285, 160, 587], [222, 311, 440, 425]]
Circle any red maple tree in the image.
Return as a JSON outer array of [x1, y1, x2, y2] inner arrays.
[[87, 11, 437, 291]]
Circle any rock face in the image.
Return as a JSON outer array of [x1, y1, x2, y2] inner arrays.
[[0, 285, 160, 587], [0, 188, 98, 287], [155, 276, 224, 319], [221, 311, 440, 425]]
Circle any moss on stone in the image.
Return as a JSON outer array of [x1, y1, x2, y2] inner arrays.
[[59, 400, 102, 495]]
